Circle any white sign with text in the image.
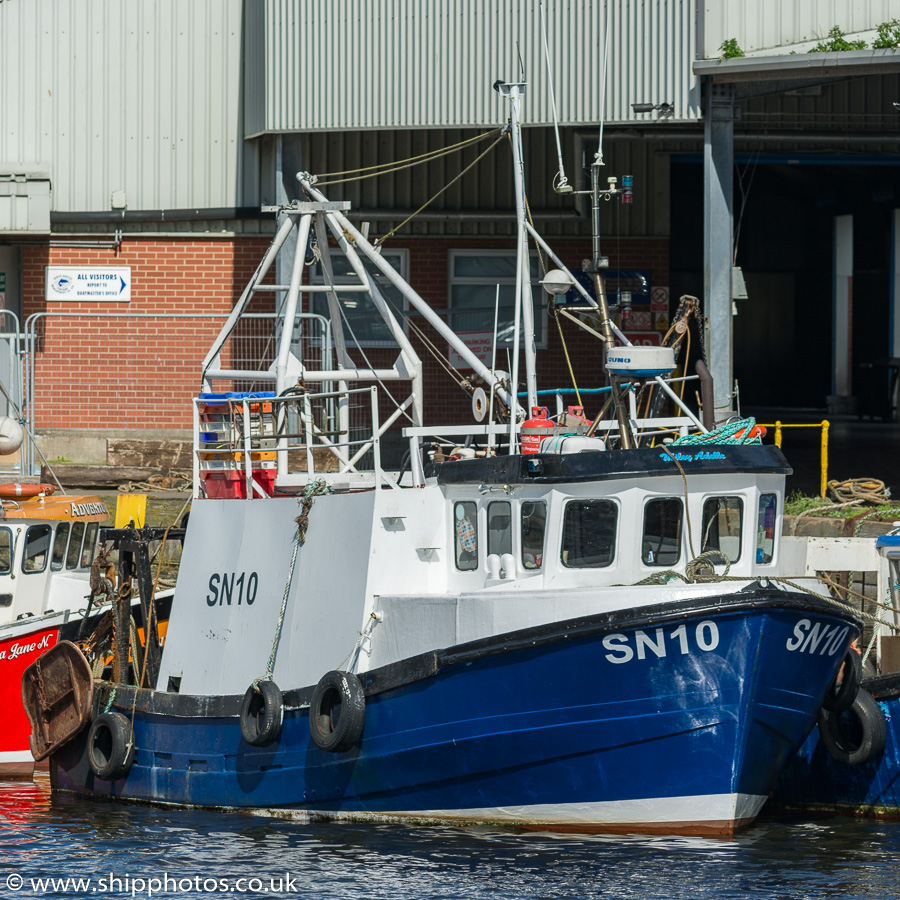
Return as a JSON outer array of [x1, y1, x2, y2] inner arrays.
[[46, 267, 131, 302]]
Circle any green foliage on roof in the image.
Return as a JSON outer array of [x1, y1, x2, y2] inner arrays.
[[719, 39, 745, 59], [873, 19, 900, 50], [808, 25, 867, 53]]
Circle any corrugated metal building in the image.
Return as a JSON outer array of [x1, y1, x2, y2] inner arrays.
[[1, 0, 899, 459]]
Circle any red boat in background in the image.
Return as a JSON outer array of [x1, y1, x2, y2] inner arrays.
[[0, 488, 111, 776]]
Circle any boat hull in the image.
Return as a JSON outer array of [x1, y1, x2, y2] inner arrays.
[[772, 674, 900, 818], [0, 624, 60, 776], [51, 589, 858, 835]]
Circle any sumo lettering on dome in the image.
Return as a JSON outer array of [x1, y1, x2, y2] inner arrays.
[[45, 267, 131, 302]]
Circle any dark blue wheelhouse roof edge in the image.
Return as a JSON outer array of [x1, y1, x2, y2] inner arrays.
[[429, 444, 792, 486]]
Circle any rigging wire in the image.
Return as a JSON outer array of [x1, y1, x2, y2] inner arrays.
[[540, 1, 570, 192], [522, 175, 583, 410], [733, 145, 762, 264], [384, 293, 471, 390], [375, 133, 506, 246], [315, 129, 502, 186], [323, 269, 417, 426], [595, 0, 613, 165]]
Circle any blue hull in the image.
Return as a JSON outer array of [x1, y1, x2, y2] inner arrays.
[[52, 590, 858, 834], [773, 675, 900, 818]]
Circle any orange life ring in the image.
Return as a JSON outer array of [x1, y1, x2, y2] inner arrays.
[[734, 425, 767, 441], [0, 483, 56, 500]]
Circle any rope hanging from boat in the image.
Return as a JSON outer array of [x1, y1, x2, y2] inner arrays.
[[315, 128, 503, 186], [254, 480, 333, 689], [671, 417, 762, 446], [551, 307, 583, 409]]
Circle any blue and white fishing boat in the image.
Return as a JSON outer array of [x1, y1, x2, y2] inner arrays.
[[34, 82, 861, 835], [772, 535, 900, 818]]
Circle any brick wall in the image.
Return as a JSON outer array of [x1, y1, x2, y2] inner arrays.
[[23, 233, 669, 433], [23, 237, 268, 430]]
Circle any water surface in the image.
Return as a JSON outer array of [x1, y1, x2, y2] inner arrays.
[[0, 776, 896, 899]]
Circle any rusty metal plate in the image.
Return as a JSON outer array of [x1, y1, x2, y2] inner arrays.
[[22, 641, 93, 762]]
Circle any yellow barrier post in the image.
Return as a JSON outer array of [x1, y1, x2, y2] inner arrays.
[[115, 494, 148, 529], [758, 420, 830, 498]]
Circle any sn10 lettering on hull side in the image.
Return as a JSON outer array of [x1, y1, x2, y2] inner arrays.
[[785, 619, 849, 657], [602, 621, 720, 665], [206, 571, 259, 607]]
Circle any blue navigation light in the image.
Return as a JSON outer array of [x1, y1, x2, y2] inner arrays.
[[622, 175, 633, 187]]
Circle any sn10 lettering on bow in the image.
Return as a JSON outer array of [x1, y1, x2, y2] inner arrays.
[[602, 621, 720, 665], [785, 619, 849, 656], [206, 572, 259, 607]]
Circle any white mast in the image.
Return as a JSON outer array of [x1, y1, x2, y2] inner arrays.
[[495, 80, 538, 417]]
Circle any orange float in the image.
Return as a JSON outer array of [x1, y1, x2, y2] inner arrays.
[[0, 483, 56, 500]]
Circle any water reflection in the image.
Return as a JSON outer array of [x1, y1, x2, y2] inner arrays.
[[0, 776, 898, 899]]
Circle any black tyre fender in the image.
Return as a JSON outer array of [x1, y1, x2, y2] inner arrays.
[[309, 670, 366, 753], [239, 680, 284, 747], [88, 711, 136, 781], [817, 688, 887, 767], [822, 649, 861, 713]]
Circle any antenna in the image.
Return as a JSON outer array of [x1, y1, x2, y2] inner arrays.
[[596, 0, 613, 166], [540, 3, 572, 194], [516, 40, 526, 82]]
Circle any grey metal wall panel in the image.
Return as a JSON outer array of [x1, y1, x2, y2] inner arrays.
[[0, 0, 249, 214], [256, 0, 702, 134], [703, 0, 899, 58]]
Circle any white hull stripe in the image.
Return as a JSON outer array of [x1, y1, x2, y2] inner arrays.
[[254, 792, 769, 829], [0, 750, 34, 763]]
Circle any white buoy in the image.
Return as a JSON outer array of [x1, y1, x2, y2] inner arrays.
[[0, 417, 24, 455]]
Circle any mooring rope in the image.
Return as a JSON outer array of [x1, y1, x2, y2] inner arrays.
[[253, 479, 333, 690], [671, 417, 762, 446]]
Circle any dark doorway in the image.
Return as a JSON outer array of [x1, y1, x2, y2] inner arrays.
[[670, 155, 900, 411]]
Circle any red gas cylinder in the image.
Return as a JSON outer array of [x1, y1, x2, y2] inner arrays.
[[564, 405, 591, 429], [521, 407, 554, 455]]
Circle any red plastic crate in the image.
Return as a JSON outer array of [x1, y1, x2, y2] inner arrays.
[[201, 469, 276, 499]]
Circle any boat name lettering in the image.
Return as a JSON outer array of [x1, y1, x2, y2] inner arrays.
[[658, 451, 726, 463], [0, 633, 53, 662], [785, 620, 849, 657], [70, 501, 108, 517], [602, 621, 720, 664], [206, 571, 259, 607]]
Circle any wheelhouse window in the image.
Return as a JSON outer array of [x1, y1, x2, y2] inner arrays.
[[701, 497, 743, 563], [487, 501, 512, 557], [642, 498, 683, 567], [51, 523, 70, 571], [308, 249, 409, 347], [0, 527, 11, 574], [23, 525, 52, 574], [757, 494, 777, 565], [521, 501, 547, 569], [561, 500, 618, 568], [66, 522, 85, 570], [454, 501, 478, 571], [81, 522, 99, 568], [448, 251, 545, 348]]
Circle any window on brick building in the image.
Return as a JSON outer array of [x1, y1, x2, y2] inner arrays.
[[448, 251, 546, 348], [308, 249, 409, 348]]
